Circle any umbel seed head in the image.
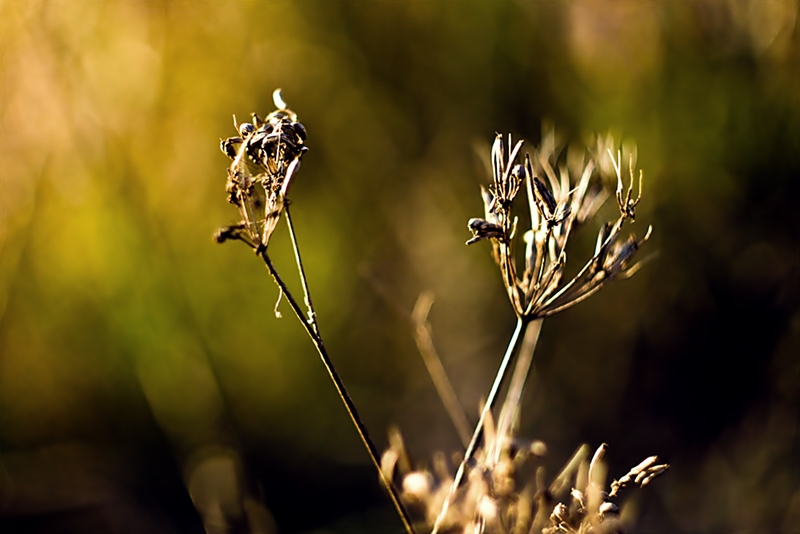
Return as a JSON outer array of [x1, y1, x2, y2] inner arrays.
[[466, 131, 652, 319], [216, 89, 308, 251]]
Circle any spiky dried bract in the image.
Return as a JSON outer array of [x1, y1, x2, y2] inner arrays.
[[216, 89, 308, 251], [383, 426, 667, 534], [466, 131, 651, 319]]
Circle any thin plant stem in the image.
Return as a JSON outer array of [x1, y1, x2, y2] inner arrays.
[[411, 292, 472, 447], [257, 248, 417, 534], [357, 272, 471, 447], [430, 317, 526, 534], [284, 203, 318, 335], [490, 319, 542, 465]]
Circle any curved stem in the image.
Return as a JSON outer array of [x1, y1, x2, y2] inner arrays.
[[258, 249, 416, 534], [430, 317, 525, 534]]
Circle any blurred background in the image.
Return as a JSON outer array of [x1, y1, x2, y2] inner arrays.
[[0, 1, 798, 533]]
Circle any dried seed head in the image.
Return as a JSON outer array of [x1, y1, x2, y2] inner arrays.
[[216, 90, 308, 250], [467, 129, 652, 320], [382, 429, 664, 534]]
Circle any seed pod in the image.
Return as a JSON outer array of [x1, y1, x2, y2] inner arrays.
[[220, 137, 243, 160], [293, 121, 307, 141], [238, 122, 255, 136], [467, 218, 505, 245], [250, 112, 265, 128], [533, 177, 557, 217]]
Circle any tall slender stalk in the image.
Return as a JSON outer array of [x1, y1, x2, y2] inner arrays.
[[257, 248, 417, 534], [490, 319, 543, 465], [218, 95, 419, 533], [430, 317, 526, 534]]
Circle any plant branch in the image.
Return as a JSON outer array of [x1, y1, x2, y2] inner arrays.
[[430, 317, 525, 534], [490, 319, 542, 465], [257, 248, 417, 534]]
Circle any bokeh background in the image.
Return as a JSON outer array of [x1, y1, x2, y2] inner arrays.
[[1, 1, 798, 533]]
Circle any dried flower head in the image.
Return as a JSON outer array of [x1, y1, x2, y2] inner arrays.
[[215, 89, 308, 251], [467, 130, 652, 319], [212, 94, 419, 534], [383, 424, 667, 534]]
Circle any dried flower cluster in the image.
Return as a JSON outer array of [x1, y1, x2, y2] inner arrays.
[[383, 422, 668, 534], [213, 94, 666, 534], [389, 131, 664, 534], [466, 131, 651, 319], [214, 92, 419, 534], [215, 89, 308, 251]]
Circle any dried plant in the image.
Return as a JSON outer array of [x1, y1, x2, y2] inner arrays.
[[214, 92, 664, 534], [383, 424, 668, 534], [215, 90, 417, 534], [418, 130, 661, 534], [466, 131, 651, 319], [215, 89, 307, 254]]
